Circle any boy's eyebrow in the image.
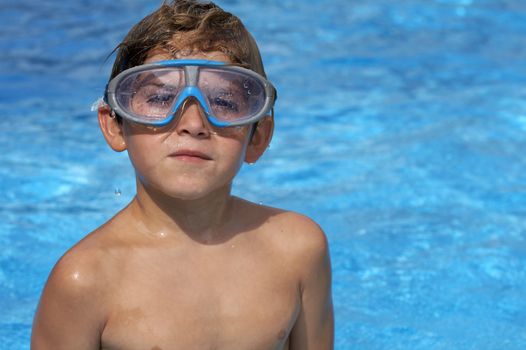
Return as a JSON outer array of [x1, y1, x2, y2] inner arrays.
[[134, 71, 183, 88], [134, 72, 161, 88]]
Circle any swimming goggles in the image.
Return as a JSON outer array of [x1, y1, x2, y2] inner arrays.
[[104, 59, 276, 127]]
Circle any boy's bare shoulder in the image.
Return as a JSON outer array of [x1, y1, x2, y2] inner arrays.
[[32, 218, 128, 345], [238, 197, 329, 267], [45, 215, 127, 301]]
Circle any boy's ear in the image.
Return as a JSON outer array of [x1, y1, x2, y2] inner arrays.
[[98, 105, 127, 152], [245, 115, 274, 163]]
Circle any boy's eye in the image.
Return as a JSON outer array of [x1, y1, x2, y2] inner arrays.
[[146, 92, 176, 105], [134, 85, 179, 107], [130, 86, 179, 115], [212, 96, 239, 112]]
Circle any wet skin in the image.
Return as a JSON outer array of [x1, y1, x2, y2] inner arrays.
[[31, 51, 333, 350]]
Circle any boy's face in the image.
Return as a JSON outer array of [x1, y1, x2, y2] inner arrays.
[[99, 49, 273, 201]]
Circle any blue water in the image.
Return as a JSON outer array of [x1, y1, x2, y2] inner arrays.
[[2, 0, 526, 349]]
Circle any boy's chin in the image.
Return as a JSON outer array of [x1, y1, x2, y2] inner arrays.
[[144, 181, 233, 202]]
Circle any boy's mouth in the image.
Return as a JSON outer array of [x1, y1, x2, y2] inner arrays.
[[169, 149, 212, 161]]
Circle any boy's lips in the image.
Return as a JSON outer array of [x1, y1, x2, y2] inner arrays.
[[169, 149, 212, 161]]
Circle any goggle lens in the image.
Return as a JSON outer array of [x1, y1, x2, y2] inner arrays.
[[117, 69, 184, 123], [199, 68, 265, 123]]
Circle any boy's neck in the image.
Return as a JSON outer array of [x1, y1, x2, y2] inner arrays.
[[130, 181, 236, 245]]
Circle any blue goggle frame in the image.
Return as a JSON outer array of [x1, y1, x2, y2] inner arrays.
[[104, 59, 276, 127]]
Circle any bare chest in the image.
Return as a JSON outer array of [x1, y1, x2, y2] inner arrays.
[[100, 247, 300, 350]]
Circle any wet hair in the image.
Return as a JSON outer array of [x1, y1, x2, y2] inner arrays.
[[108, 0, 267, 81]]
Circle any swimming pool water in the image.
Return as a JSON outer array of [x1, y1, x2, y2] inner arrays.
[[2, 0, 526, 349]]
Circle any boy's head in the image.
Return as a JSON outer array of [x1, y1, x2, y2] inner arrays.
[[99, 0, 275, 173], [109, 0, 268, 81]]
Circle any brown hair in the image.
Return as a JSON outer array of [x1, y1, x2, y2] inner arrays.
[[108, 0, 267, 81]]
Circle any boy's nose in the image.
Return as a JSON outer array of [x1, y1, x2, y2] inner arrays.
[[172, 98, 210, 137]]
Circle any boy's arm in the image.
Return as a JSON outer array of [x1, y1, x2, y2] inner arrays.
[[31, 252, 105, 350], [289, 217, 334, 350]]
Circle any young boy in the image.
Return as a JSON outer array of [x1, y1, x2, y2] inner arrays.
[[31, 1, 333, 349]]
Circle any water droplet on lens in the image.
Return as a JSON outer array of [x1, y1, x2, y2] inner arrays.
[[114, 188, 122, 196]]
